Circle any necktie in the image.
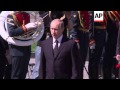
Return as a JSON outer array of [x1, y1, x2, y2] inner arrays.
[[53, 40, 59, 58]]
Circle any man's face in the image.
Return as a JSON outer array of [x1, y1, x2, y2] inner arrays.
[[50, 21, 64, 39]]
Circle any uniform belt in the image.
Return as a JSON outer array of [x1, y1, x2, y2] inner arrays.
[[78, 27, 89, 32], [94, 26, 106, 29]]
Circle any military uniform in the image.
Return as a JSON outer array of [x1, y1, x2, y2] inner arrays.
[[0, 36, 9, 79], [7, 11, 31, 79], [88, 11, 108, 79], [103, 11, 120, 79], [70, 11, 93, 79]]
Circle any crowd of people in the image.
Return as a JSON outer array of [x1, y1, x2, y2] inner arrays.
[[0, 11, 120, 79]]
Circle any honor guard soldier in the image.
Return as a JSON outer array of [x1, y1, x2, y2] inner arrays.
[[7, 11, 39, 79], [103, 11, 120, 79], [88, 11, 108, 79], [70, 11, 93, 79]]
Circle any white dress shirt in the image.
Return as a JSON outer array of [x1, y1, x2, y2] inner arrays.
[[53, 34, 63, 49]]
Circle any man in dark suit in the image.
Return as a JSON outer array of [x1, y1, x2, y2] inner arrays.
[[39, 19, 81, 79], [7, 11, 39, 79]]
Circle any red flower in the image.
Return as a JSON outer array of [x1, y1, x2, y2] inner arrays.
[[89, 40, 95, 46], [116, 64, 120, 68]]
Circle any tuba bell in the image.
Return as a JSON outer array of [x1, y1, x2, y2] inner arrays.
[[0, 11, 44, 46]]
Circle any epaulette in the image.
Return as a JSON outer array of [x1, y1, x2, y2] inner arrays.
[[78, 11, 84, 28], [10, 12, 21, 27], [7, 18, 15, 26], [7, 11, 16, 26]]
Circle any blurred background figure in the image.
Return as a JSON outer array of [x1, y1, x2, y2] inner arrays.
[[88, 11, 107, 79], [70, 11, 93, 79], [0, 35, 11, 79], [103, 11, 120, 79]]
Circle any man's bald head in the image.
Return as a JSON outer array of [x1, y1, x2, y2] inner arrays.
[[50, 19, 64, 39], [50, 19, 64, 29]]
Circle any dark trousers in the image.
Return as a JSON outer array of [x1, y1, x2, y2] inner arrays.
[[103, 33, 118, 79], [0, 55, 7, 79], [70, 28, 89, 79], [79, 30, 89, 79], [88, 29, 106, 79], [4, 64, 12, 79], [11, 55, 30, 79]]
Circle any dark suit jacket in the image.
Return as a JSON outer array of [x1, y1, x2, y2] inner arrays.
[[39, 36, 81, 79], [0, 36, 9, 54]]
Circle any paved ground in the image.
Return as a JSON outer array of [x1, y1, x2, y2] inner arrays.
[[83, 61, 89, 79]]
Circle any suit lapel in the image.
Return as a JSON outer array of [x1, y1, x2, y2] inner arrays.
[[47, 38, 54, 60]]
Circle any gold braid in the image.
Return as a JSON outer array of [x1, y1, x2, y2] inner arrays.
[[114, 11, 120, 21], [107, 11, 120, 21], [11, 13, 21, 27], [78, 11, 84, 28]]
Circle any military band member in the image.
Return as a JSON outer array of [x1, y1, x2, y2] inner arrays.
[[88, 11, 108, 79], [7, 11, 39, 79], [70, 11, 92, 79], [103, 11, 120, 79], [0, 36, 9, 79]]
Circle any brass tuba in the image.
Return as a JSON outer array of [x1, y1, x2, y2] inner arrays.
[[0, 11, 44, 46]]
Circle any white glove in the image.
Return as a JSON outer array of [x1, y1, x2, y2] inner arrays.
[[116, 54, 120, 61], [25, 22, 37, 31], [35, 21, 42, 27]]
